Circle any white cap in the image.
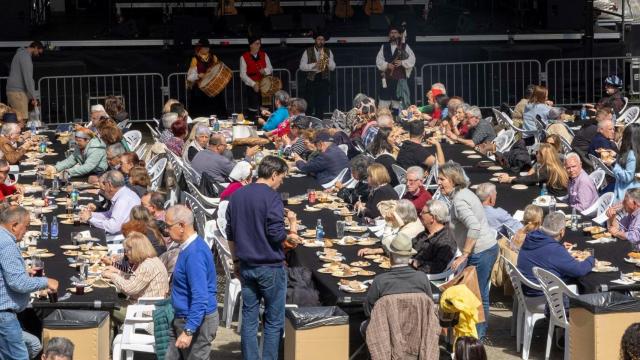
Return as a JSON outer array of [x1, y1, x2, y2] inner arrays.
[[229, 161, 252, 181], [90, 104, 106, 113]]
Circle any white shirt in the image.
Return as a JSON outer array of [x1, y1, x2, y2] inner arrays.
[[375, 43, 416, 78], [239, 52, 273, 87], [180, 232, 199, 251], [299, 47, 336, 72]]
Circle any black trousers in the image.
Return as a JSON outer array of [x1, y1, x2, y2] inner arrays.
[[189, 87, 228, 118], [379, 77, 401, 101], [245, 85, 262, 120], [304, 77, 331, 119]]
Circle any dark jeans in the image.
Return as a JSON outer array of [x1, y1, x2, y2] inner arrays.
[[467, 244, 499, 339], [305, 78, 330, 119], [240, 264, 287, 360], [245, 85, 262, 119], [190, 87, 228, 118], [0, 312, 29, 360], [166, 312, 219, 360]]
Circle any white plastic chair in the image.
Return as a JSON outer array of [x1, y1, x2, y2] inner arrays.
[[321, 168, 349, 189], [503, 257, 546, 360], [393, 184, 406, 198], [493, 129, 515, 153], [149, 158, 167, 191], [423, 162, 439, 191], [123, 130, 142, 151], [207, 220, 240, 328], [146, 123, 160, 139], [135, 143, 147, 159], [391, 164, 407, 184], [112, 304, 156, 360], [619, 105, 639, 125], [588, 169, 606, 191], [216, 200, 230, 239], [492, 109, 539, 140], [580, 191, 614, 218], [186, 181, 219, 213], [116, 119, 130, 130], [342, 177, 357, 189], [6, 165, 19, 186], [185, 193, 211, 242], [621, 96, 629, 114], [337, 144, 348, 155], [426, 249, 464, 283], [588, 154, 614, 177], [532, 267, 578, 360]]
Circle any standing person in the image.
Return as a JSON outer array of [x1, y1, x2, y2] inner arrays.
[[6, 41, 43, 120], [375, 24, 415, 114], [299, 30, 336, 119], [226, 156, 298, 360], [186, 38, 228, 118], [0, 206, 58, 359], [165, 205, 218, 360], [240, 35, 273, 120]]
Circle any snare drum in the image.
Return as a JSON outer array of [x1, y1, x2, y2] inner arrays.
[[199, 63, 232, 97], [259, 76, 282, 98]]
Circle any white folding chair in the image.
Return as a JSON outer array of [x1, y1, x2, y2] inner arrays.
[[116, 119, 130, 130], [123, 130, 142, 151], [393, 184, 406, 198], [149, 158, 167, 191], [532, 267, 578, 360], [206, 220, 240, 328], [621, 96, 629, 114], [185, 193, 210, 242], [186, 181, 218, 215], [493, 129, 516, 153], [321, 168, 349, 189], [588, 169, 606, 191], [6, 165, 19, 186], [424, 162, 439, 191], [503, 257, 546, 360], [588, 154, 614, 177], [112, 304, 156, 360], [580, 191, 614, 218], [391, 164, 407, 184], [619, 105, 639, 125], [342, 176, 357, 189], [146, 123, 160, 139], [134, 143, 147, 159], [337, 144, 348, 155]]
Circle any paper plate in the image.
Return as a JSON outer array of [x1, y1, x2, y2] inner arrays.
[[461, 150, 476, 154], [489, 177, 499, 182], [467, 154, 482, 159], [487, 166, 503, 171], [511, 184, 528, 190]]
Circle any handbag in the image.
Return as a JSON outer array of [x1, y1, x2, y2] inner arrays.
[[439, 265, 485, 322]]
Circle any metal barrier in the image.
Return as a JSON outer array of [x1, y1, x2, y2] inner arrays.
[[544, 57, 637, 106], [37, 73, 164, 123], [417, 60, 542, 108], [167, 68, 292, 115]]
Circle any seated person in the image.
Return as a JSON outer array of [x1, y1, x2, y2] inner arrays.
[[522, 85, 554, 131], [354, 163, 398, 219], [572, 107, 611, 155], [364, 232, 432, 317], [517, 211, 594, 296], [281, 115, 311, 158], [475, 182, 523, 233], [368, 127, 400, 186], [359, 200, 425, 257], [125, 205, 167, 255], [403, 166, 432, 213], [411, 199, 457, 274], [265, 97, 306, 139], [79, 170, 140, 235], [446, 106, 496, 148], [337, 154, 373, 205], [351, 97, 376, 140], [49, 129, 108, 177], [512, 204, 543, 249], [220, 161, 253, 201], [607, 188, 640, 245], [586, 75, 625, 115], [565, 153, 599, 211], [0, 123, 33, 164], [183, 123, 211, 162], [397, 120, 444, 170], [127, 166, 150, 198], [159, 112, 178, 142], [0, 160, 23, 201], [511, 85, 535, 129], [141, 191, 167, 222], [294, 130, 350, 186], [498, 144, 569, 197], [587, 119, 618, 158], [191, 134, 236, 184], [164, 118, 187, 156], [258, 90, 290, 131], [41, 337, 74, 360]]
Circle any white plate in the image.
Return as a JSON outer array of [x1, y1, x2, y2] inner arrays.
[[511, 184, 528, 190], [592, 266, 619, 273], [487, 166, 503, 171], [461, 150, 476, 154], [624, 257, 640, 264], [467, 154, 482, 159]]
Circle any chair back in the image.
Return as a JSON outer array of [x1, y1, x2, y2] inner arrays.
[[502, 257, 543, 313], [621, 96, 629, 114], [620, 106, 640, 125], [135, 143, 147, 159], [321, 168, 349, 189], [426, 249, 464, 281], [558, 135, 573, 155], [146, 123, 160, 139], [184, 193, 210, 242], [493, 129, 515, 153], [146, 153, 161, 172], [121, 304, 155, 345], [207, 220, 234, 280], [123, 130, 142, 151], [596, 192, 614, 216], [391, 164, 407, 184], [588, 169, 606, 190], [588, 154, 614, 177], [186, 181, 220, 209], [337, 144, 348, 155], [424, 162, 439, 190], [532, 267, 577, 328], [393, 184, 406, 198], [149, 158, 167, 191]]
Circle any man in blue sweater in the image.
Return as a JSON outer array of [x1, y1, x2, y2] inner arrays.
[[587, 119, 618, 158], [165, 205, 218, 360], [226, 155, 298, 360], [517, 212, 595, 297], [293, 130, 350, 186]]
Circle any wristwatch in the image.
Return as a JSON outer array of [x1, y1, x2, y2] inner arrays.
[[184, 329, 194, 337]]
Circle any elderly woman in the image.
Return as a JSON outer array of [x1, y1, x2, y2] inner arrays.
[[258, 90, 290, 131], [220, 161, 252, 201], [49, 128, 108, 177], [337, 154, 373, 205], [0, 123, 33, 164], [102, 232, 169, 322], [183, 123, 211, 162], [411, 199, 457, 274], [438, 161, 498, 339], [355, 163, 398, 219], [120, 152, 145, 179]]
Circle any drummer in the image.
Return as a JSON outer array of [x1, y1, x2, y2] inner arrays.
[[186, 38, 228, 118], [239, 34, 273, 120]]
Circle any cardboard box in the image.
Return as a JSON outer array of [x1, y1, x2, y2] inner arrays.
[[42, 314, 111, 360], [284, 318, 349, 360], [570, 307, 640, 360]]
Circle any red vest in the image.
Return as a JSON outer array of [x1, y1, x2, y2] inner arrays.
[[242, 51, 267, 82]]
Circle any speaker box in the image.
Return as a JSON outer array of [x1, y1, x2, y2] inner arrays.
[[369, 14, 392, 31], [300, 14, 325, 31], [270, 14, 295, 32]]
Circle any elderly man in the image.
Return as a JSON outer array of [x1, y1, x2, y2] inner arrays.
[[294, 130, 350, 185], [160, 112, 179, 141], [184, 124, 211, 162], [88, 143, 126, 184], [402, 166, 432, 213], [165, 205, 218, 360], [191, 134, 237, 184], [362, 112, 393, 148], [517, 212, 594, 296], [412, 199, 457, 274], [565, 153, 599, 211], [0, 123, 33, 164], [86, 104, 109, 128], [142, 191, 167, 221], [258, 90, 290, 131], [476, 182, 523, 234], [396, 120, 444, 170], [41, 337, 74, 360], [572, 107, 612, 154], [49, 129, 108, 178], [80, 170, 140, 235], [588, 118, 618, 157], [0, 206, 58, 359], [226, 156, 298, 360], [0, 160, 23, 201], [607, 188, 640, 245], [447, 106, 496, 148]]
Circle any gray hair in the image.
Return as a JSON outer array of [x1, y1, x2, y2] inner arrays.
[[626, 188, 640, 203], [475, 182, 497, 202], [350, 155, 373, 180], [353, 93, 369, 108], [465, 106, 482, 119], [0, 206, 29, 225], [275, 90, 290, 107], [166, 205, 194, 225], [107, 143, 126, 157], [162, 112, 179, 129], [540, 211, 566, 237], [390, 252, 412, 265], [1, 123, 19, 136], [43, 337, 74, 360], [406, 166, 424, 180], [289, 98, 307, 113], [564, 152, 581, 164], [377, 114, 394, 128], [439, 161, 470, 189], [460, 103, 471, 113], [103, 170, 125, 187], [395, 199, 418, 223], [209, 133, 226, 146], [424, 199, 450, 224], [597, 119, 613, 130], [194, 124, 212, 136]]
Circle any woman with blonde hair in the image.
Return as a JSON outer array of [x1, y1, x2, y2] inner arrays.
[[354, 163, 398, 218], [512, 204, 543, 249], [498, 143, 569, 197]]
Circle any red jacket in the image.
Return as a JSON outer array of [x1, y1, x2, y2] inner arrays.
[[242, 51, 267, 82], [403, 185, 431, 213], [0, 183, 17, 201]]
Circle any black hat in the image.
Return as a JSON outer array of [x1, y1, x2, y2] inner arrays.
[[2, 112, 17, 123], [247, 35, 261, 46], [292, 116, 311, 129], [313, 130, 333, 143], [195, 38, 210, 47], [312, 28, 330, 41]]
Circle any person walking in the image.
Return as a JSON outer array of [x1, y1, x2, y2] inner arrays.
[[6, 41, 43, 120]]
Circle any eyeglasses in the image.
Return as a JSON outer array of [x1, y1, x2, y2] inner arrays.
[[165, 221, 182, 229]]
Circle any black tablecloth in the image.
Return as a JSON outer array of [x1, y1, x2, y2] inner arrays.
[[26, 132, 119, 310]]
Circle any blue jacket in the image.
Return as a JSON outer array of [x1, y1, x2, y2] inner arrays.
[[588, 133, 618, 157], [262, 106, 289, 131], [517, 230, 594, 296], [296, 144, 351, 185]]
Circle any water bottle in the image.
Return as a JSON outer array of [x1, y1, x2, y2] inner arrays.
[[51, 176, 59, 196], [30, 121, 36, 134], [40, 215, 49, 240], [213, 117, 220, 132], [580, 105, 587, 121], [571, 208, 578, 231], [315, 219, 324, 243], [540, 183, 548, 196], [50, 216, 58, 240], [39, 138, 46, 153], [549, 196, 556, 213], [70, 185, 79, 206]]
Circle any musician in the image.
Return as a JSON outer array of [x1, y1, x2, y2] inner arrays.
[[375, 24, 416, 114], [299, 30, 336, 119], [186, 38, 228, 118], [240, 35, 273, 120]]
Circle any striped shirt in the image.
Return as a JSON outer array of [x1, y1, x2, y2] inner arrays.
[[283, 137, 306, 157], [0, 226, 48, 312], [111, 257, 169, 303]]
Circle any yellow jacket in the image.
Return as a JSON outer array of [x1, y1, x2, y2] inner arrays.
[[440, 284, 481, 340]]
